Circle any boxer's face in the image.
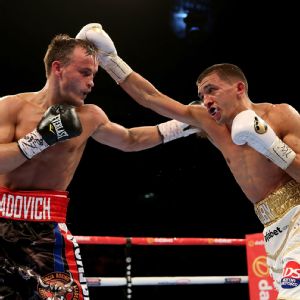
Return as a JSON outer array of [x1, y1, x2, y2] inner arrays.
[[197, 73, 238, 124], [57, 46, 98, 106]]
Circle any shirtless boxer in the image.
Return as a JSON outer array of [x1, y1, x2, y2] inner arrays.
[[0, 34, 198, 299], [77, 23, 300, 299]]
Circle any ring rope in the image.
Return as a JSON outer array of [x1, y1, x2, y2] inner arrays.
[[74, 236, 246, 246], [86, 276, 249, 287], [75, 236, 247, 289]]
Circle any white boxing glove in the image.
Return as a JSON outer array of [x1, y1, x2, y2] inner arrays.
[[76, 23, 133, 84], [231, 110, 296, 170], [157, 119, 200, 143]]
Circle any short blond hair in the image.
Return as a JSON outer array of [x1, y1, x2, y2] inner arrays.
[[43, 34, 98, 77]]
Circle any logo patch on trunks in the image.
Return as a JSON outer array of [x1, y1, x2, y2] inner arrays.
[[281, 261, 300, 289], [37, 271, 80, 299]]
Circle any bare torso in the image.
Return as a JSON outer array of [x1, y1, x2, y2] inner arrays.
[[196, 103, 295, 203], [216, 133, 291, 203], [0, 92, 101, 191], [120, 72, 300, 204]]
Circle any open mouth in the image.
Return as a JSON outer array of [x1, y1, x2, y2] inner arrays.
[[209, 107, 218, 116]]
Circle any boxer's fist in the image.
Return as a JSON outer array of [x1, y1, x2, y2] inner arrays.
[[76, 23, 132, 84], [18, 104, 82, 159], [76, 23, 117, 58], [231, 109, 296, 169], [157, 119, 200, 143]]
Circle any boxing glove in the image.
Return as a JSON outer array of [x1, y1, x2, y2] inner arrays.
[[157, 119, 199, 143], [231, 109, 296, 170], [157, 100, 202, 143], [18, 104, 82, 159], [76, 23, 133, 84]]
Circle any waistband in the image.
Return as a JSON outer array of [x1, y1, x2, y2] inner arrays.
[[254, 180, 300, 226], [0, 186, 69, 223]]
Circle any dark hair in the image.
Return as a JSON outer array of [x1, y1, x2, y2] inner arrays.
[[43, 34, 98, 77], [196, 63, 248, 93]]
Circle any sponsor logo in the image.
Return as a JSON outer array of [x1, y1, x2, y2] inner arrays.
[[254, 116, 268, 134], [252, 256, 269, 278], [146, 237, 174, 244], [38, 272, 79, 300], [258, 279, 273, 299], [247, 239, 265, 247], [252, 256, 274, 299], [264, 226, 283, 242], [281, 261, 300, 289], [225, 277, 241, 283], [49, 124, 55, 135], [50, 115, 69, 140]]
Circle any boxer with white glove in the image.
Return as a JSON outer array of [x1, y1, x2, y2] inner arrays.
[[157, 119, 199, 143], [157, 100, 201, 142], [231, 109, 296, 170], [76, 23, 133, 84], [18, 104, 82, 159]]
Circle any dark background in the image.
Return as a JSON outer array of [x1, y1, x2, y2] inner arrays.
[[1, 0, 299, 298]]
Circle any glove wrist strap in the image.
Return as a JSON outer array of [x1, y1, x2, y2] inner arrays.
[[157, 120, 186, 143], [18, 129, 49, 159], [267, 137, 296, 170], [102, 55, 133, 84]]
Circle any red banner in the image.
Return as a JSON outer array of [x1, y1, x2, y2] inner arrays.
[[246, 233, 278, 300]]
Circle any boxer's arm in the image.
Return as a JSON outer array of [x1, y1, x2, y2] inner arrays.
[[0, 97, 31, 171], [231, 108, 297, 170], [92, 121, 162, 151], [76, 23, 217, 138], [93, 120, 199, 151], [76, 24, 203, 122], [90, 106, 198, 151], [0, 141, 28, 173]]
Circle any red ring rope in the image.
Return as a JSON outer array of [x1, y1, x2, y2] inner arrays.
[[74, 236, 246, 246]]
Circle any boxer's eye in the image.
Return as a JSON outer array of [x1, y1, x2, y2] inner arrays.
[[198, 93, 204, 102]]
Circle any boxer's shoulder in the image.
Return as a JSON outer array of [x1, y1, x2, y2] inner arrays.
[[0, 94, 28, 119], [78, 103, 108, 120], [0, 92, 44, 109], [254, 102, 296, 120]]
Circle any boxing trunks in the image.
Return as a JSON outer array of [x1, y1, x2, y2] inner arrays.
[[0, 186, 89, 300], [255, 179, 300, 300]]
